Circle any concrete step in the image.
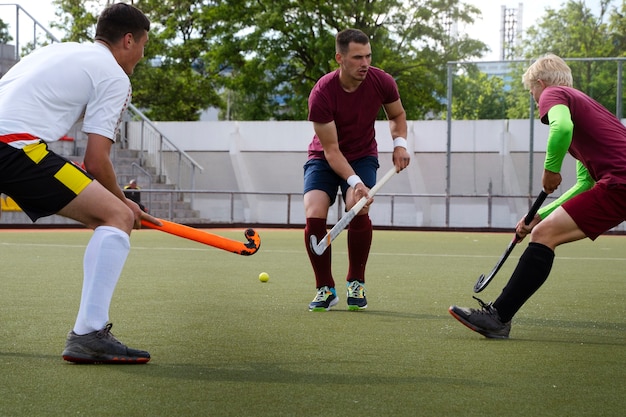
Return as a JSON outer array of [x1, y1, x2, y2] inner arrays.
[[0, 141, 204, 225]]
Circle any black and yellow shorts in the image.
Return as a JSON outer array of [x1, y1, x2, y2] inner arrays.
[[0, 141, 93, 222]]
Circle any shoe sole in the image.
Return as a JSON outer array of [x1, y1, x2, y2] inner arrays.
[[62, 353, 150, 364], [448, 307, 509, 339], [309, 297, 339, 312], [347, 303, 367, 311]]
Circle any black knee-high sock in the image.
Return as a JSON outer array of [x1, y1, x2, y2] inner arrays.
[[493, 242, 554, 322]]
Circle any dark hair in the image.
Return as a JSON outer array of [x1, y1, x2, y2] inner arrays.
[[335, 29, 369, 54], [95, 2, 150, 44]]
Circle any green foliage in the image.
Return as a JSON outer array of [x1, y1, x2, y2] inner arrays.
[[454, 0, 626, 120], [51, 0, 99, 42], [25, 0, 626, 120], [204, 0, 488, 120], [505, 61, 538, 120], [513, 0, 625, 117], [0, 18, 12, 43], [452, 68, 507, 119], [130, 0, 225, 120], [608, 0, 626, 55], [47, 0, 487, 120]]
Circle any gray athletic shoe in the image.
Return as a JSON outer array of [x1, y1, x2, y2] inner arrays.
[[308, 286, 338, 311], [62, 323, 151, 364], [449, 297, 511, 339]]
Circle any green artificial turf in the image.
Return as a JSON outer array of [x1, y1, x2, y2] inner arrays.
[[0, 228, 624, 416]]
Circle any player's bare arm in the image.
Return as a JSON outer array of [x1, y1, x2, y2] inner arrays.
[[384, 99, 410, 172]]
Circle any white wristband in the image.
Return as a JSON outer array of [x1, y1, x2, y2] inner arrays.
[[346, 175, 363, 188], [393, 137, 407, 149]]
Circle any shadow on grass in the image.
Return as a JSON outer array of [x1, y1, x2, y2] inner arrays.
[[0, 349, 492, 388], [329, 309, 446, 320]]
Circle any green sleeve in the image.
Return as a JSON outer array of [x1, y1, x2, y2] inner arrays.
[[544, 104, 574, 173], [537, 160, 595, 219]]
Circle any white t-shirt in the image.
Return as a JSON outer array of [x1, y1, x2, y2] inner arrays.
[[0, 42, 131, 148]]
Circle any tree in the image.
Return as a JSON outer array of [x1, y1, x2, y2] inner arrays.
[[506, 0, 624, 119], [49, 0, 222, 120], [0, 18, 12, 44], [608, 0, 626, 53], [128, 0, 222, 120], [452, 68, 508, 119], [49, 0, 488, 120], [51, 0, 98, 42], [201, 0, 488, 120]]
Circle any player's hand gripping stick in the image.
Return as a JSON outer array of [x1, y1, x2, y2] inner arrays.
[[309, 167, 397, 256]]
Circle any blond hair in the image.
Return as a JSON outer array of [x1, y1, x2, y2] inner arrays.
[[522, 53, 573, 89]]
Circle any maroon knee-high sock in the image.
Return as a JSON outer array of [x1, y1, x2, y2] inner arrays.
[[493, 242, 555, 322], [346, 214, 372, 283], [305, 218, 334, 289]]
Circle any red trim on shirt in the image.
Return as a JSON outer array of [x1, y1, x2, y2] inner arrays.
[[0, 133, 38, 143]]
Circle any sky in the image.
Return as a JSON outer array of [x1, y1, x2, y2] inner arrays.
[[463, 0, 553, 60], [0, 1, 601, 61], [463, 1, 605, 60]]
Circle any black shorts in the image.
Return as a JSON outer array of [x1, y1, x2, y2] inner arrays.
[[0, 141, 93, 221]]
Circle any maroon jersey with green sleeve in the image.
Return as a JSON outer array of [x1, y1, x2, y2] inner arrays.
[[307, 66, 400, 162], [539, 86, 626, 185]]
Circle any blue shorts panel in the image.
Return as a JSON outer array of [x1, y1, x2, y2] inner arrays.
[[0, 141, 93, 221], [303, 156, 379, 206], [562, 181, 626, 240]]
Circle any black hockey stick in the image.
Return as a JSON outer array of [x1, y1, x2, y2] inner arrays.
[[473, 190, 548, 293]]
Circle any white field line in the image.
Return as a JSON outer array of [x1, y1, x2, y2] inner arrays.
[[2, 242, 625, 262]]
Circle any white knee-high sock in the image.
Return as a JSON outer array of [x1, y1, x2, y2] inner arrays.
[[73, 226, 130, 335]]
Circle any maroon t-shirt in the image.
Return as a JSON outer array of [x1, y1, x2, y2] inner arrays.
[[307, 66, 400, 162], [539, 86, 626, 184]]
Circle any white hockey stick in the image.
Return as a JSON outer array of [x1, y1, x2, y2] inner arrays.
[[309, 166, 397, 256]]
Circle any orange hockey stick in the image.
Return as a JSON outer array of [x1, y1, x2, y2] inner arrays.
[[141, 219, 260, 256]]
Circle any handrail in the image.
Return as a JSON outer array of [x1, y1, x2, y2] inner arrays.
[[124, 104, 203, 204], [126, 104, 203, 173], [0, 3, 60, 59]]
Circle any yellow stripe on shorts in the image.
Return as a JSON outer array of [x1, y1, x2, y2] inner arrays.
[[23, 142, 49, 163], [54, 162, 92, 195]]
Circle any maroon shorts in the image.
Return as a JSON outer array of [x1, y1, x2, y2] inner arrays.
[[562, 182, 626, 240]]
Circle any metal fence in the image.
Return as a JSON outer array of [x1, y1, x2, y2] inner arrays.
[[134, 189, 561, 229], [121, 106, 204, 199]]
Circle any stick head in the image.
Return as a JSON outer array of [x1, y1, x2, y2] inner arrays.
[[309, 235, 330, 256], [473, 274, 486, 293], [309, 235, 321, 254], [240, 228, 261, 256]]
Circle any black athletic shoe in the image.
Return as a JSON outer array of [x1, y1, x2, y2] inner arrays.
[[62, 323, 151, 364], [449, 297, 511, 339]]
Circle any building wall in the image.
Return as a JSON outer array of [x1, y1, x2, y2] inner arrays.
[[0, 44, 17, 78], [144, 119, 610, 230]]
